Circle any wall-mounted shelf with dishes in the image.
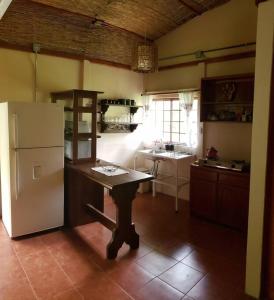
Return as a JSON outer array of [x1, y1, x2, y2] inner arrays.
[[98, 99, 143, 133], [200, 73, 254, 122]]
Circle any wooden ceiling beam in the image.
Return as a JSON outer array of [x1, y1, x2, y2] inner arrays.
[[177, 0, 205, 15]]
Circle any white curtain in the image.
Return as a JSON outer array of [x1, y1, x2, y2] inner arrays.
[[179, 91, 194, 116], [179, 92, 194, 148]]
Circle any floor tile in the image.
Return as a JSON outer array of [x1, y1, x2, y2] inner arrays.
[[159, 262, 205, 294], [57, 253, 103, 285], [107, 261, 155, 296], [76, 272, 132, 300], [182, 248, 245, 287], [135, 277, 184, 300], [158, 241, 194, 261], [20, 250, 72, 299], [181, 249, 213, 273], [136, 251, 177, 276], [0, 253, 26, 288], [0, 238, 15, 257], [53, 288, 83, 300], [182, 296, 195, 300], [0, 277, 36, 300], [12, 235, 44, 258], [40, 229, 73, 248], [186, 274, 238, 300]]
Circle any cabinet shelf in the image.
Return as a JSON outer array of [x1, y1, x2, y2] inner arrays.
[[201, 73, 254, 123]]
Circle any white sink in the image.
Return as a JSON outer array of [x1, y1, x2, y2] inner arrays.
[[138, 149, 192, 160]]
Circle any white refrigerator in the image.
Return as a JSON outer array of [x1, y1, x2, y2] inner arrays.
[[0, 102, 64, 237]]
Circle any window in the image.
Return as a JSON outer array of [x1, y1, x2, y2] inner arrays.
[[148, 94, 198, 147]]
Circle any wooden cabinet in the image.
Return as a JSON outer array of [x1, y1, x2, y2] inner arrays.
[[190, 164, 250, 231], [200, 73, 254, 122], [51, 89, 103, 163], [190, 167, 218, 220]]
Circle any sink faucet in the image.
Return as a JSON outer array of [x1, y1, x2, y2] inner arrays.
[[153, 139, 162, 150]]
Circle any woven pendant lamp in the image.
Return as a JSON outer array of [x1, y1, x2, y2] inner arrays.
[[132, 42, 158, 73]]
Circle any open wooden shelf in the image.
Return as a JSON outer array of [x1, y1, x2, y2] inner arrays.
[[201, 73, 254, 122]]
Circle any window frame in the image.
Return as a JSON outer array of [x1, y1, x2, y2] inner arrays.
[[150, 95, 198, 146]]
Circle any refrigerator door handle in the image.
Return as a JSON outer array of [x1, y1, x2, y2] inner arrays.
[[13, 113, 18, 149], [15, 150, 20, 200], [13, 114, 20, 200]]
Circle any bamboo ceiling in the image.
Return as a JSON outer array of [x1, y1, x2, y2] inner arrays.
[[0, 0, 230, 67]]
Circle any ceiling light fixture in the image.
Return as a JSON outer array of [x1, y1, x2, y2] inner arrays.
[[132, 42, 158, 73]]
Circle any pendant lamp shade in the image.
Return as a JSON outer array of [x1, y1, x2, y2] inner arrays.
[[132, 42, 157, 73]]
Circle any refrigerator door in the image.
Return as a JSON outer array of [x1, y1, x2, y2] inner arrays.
[[10, 147, 64, 237], [9, 102, 64, 149]]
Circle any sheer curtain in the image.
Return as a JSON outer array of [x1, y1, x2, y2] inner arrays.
[[179, 91, 194, 148], [179, 91, 194, 116]]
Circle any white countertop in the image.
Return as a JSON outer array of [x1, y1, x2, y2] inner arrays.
[[137, 149, 193, 160]]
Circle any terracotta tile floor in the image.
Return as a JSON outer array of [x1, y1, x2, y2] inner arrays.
[[0, 193, 254, 300]]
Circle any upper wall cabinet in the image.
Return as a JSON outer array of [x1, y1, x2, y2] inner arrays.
[[200, 74, 254, 123]]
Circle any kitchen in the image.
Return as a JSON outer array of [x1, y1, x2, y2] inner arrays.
[[0, 0, 273, 299]]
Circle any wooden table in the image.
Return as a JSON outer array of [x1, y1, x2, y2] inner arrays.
[[65, 160, 153, 259]]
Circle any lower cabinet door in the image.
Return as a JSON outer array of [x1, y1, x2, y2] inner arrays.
[[217, 184, 249, 230], [190, 178, 217, 220]]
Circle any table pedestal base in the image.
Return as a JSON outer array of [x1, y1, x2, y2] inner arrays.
[[107, 183, 139, 259]]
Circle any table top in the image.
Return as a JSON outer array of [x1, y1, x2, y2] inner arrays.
[[67, 160, 153, 190]]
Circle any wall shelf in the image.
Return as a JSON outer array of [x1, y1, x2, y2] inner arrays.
[[99, 122, 141, 133], [98, 99, 143, 133], [99, 103, 142, 115], [201, 74, 254, 122]]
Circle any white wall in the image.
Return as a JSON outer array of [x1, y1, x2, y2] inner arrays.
[[82, 60, 145, 167], [246, 1, 274, 298]]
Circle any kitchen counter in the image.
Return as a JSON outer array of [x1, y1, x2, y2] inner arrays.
[[192, 159, 250, 173]]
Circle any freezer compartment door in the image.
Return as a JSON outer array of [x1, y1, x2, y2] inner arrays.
[[10, 147, 64, 237], [9, 102, 64, 148]]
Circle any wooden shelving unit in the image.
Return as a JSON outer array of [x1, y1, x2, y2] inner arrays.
[[200, 73, 254, 122], [51, 89, 103, 163], [98, 100, 142, 133]]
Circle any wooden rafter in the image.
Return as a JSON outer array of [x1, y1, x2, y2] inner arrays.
[[177, 0, 205, 15]]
